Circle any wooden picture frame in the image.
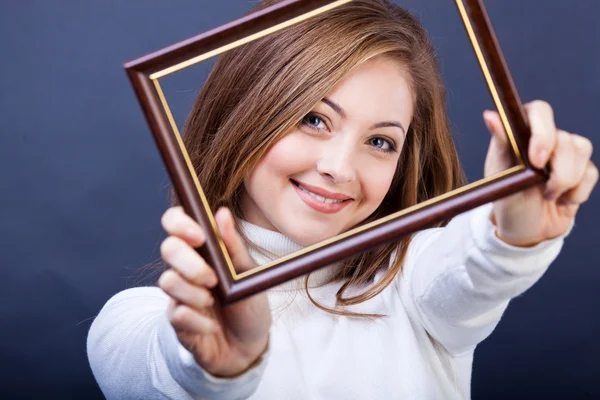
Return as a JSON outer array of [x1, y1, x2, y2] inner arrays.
[[124, 0, 546, 304]]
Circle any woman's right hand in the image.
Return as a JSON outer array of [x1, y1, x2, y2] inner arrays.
[[158, 206, 271, 378]]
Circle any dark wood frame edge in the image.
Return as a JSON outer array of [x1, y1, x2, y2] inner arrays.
[[124, 0, 546, 305]]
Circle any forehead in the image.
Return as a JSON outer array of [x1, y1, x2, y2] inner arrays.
[[324, 56, 414, 122]]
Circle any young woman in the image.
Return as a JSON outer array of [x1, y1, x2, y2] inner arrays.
[[87, 0, 596, 399]]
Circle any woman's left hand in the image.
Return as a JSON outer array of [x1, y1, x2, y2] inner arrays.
[[483, 100, 598, 247]]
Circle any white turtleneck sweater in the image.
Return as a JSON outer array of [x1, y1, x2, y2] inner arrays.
[[87, 203, 568, 399]]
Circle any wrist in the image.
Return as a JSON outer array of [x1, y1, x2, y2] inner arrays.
[[232, 339, 270, 378], [493, 229, 543, 248], [198, 337, 270, 379], [489, 210, 543, 248]]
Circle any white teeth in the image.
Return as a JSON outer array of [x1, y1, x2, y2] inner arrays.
[[297, 184, 344, 204]]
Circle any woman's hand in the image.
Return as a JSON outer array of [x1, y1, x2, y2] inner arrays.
[[158, 206, 271, 377], [483, 100, 598, 247]]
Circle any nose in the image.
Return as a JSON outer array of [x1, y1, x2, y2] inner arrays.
[[316, 140, 357, 184]]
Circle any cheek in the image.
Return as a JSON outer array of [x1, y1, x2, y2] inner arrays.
[[246, 132, 314, 190], [256, 131, 314, 178], [360, 160, 398, 205]]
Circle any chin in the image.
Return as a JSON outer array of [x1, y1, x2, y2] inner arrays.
[[280, 220, 344, 247]]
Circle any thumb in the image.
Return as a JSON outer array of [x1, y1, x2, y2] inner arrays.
[[483, 110, 514, 177], [214, 207, 257, 273], [483, 110, 509, 147]]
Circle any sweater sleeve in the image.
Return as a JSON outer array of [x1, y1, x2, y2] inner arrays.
[[86, 286, 268, 400], [397, 202, 571, 356]]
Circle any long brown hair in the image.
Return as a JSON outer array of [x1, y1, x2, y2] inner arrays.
[[176, 0, 465, 316]]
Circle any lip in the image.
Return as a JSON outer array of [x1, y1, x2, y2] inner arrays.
[[291, 179, 353, 214], [292, 180, 353, 201]]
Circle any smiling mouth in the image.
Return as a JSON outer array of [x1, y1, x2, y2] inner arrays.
[[290, 179, 353, 204]]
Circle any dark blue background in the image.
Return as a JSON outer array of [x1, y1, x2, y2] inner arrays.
[[1, 1, 598, 398]]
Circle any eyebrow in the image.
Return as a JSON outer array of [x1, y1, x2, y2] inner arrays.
[[321, 97, 406, 136]]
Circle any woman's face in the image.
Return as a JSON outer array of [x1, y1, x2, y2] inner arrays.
[[241, 56, 415, 246]]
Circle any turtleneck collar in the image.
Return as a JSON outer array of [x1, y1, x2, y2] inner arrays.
[[238, 220, 340, 291]]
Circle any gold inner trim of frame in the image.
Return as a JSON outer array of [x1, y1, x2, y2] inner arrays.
[[152, 79, 238, 278], [149, 0, 353, 80], [454, 0, 524, 165], [237, 164, 525, 278], [153, 0, 528, 281]]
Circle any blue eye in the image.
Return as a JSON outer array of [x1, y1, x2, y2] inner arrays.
[[305, 115, 321, 126], [301, 113, 326, 131], [368, 137, 396, 153], [370, 137, 386, 148]]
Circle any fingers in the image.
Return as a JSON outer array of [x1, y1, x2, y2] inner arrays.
[[161, 206, 206, 248], [523, 100, 596, 205], [483, 110, 519, 177], [167, 298, 217, 335], [160, 235, 218, 288], [568, 134, 594, 187], [559, 161, 598, 205], [159, 209, 220, 335], [544, 130, 577, 200], [159, 269, 215, 310], [525, 100, 557, 169], [545, 131, 593, 201], [483, 110, 509, 147], [215, 207, 257, 272]]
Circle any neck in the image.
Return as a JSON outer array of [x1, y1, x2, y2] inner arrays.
[[238, 219, 339, 291]]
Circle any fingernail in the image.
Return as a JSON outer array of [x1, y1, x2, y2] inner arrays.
[[484, 121, 493, 133], [484, 119, 494, 133], [573, 135, 588, 150], [207, 274, 218, 288], [186, 227, 203, 241], [206, 295, 215, 307]]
